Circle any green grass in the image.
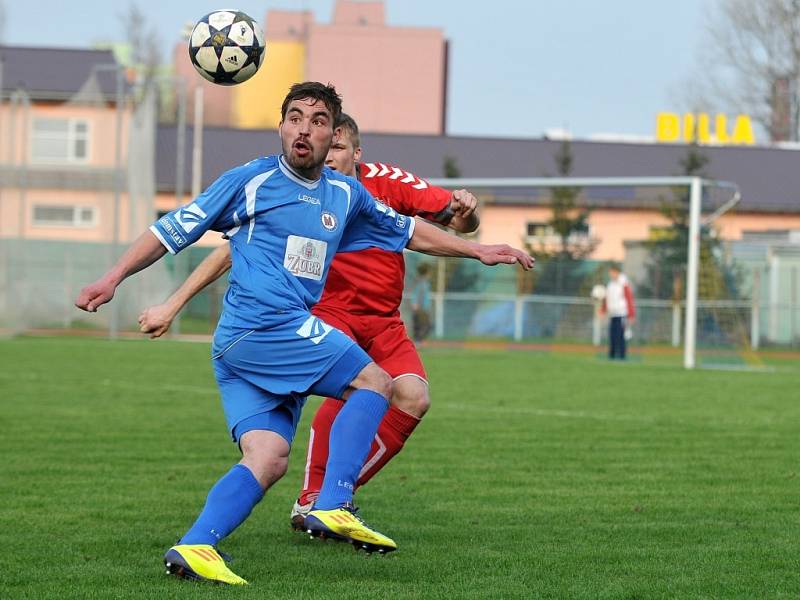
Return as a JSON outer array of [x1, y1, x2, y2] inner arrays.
[[0, 337, 798, 599]]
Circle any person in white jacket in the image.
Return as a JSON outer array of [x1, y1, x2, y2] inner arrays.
[[600, 264, 636, 359]]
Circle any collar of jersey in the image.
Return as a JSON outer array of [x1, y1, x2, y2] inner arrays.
[[279, 155, 321, 190]]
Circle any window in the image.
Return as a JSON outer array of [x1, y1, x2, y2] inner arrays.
[[30, 118, 90, 164], [33, 205, 97, 227], [526, 221, 552, 238]]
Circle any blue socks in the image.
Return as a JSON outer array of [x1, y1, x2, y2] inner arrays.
[[314, 389, 389, 510], [179, 463, 264, 546]]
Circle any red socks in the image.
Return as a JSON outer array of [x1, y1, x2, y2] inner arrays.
[[297, 396, 422, 506]]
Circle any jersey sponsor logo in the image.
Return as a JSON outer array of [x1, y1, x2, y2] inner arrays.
[[284, 235, 327, 281], [320, 211, 338, 231], [158, 216, 188, 247], [374, 200, 398, 219], [298, 193, 320, 205], [296, 315, 333, 344], [174, 202, 208, 234]]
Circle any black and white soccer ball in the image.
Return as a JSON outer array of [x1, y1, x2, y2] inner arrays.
[[188, 10, 266, 85]]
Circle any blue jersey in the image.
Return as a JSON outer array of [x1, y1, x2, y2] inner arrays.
[[150, 155, 415, 335]]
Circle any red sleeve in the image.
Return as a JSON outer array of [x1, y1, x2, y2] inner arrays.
[[624, 284, 636, 318], [359, 161, 452, 221]]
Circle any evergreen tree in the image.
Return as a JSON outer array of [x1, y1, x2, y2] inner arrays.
[[526, 140, 596, 295], [640, 145, 740, 302]]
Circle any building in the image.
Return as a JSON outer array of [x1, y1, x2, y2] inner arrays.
[[0, 46, 150, 245], [174, 0, 448, 134], [154, 125, 800, 260]]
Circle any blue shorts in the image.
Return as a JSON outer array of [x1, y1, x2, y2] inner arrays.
[[212, 313, 372, 444]]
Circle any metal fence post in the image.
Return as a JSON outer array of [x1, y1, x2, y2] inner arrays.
[[513, 296, 523, 342], [671, 302, 681, 347], [751, 268, 760, 350]]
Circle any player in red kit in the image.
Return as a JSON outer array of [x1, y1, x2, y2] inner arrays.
[[137, 113, 481, 529]]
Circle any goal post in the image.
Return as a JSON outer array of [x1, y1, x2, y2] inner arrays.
[[427, 175, 742, 369]]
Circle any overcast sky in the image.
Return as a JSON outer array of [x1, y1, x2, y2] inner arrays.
[[0, 0, 711, 139]]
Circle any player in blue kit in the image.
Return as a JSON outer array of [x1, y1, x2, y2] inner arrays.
[[76, 82, 533, 585]]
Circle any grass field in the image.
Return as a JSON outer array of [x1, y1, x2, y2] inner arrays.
[[1, 337, 798, 599]]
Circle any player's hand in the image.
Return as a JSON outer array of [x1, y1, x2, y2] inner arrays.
[[138, 303, 177, 339], [475, 244, 535, 270], [75, 278, 117, 312], [450, 189, 478, 218]]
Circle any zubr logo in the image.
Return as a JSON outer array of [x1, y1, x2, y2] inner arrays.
[[175, 202, 208, 233]]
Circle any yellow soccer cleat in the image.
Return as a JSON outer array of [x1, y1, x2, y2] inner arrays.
[[304, 505, 397, 554], [163, 544, 248, 585]]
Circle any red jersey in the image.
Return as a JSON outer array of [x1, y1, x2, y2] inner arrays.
[[316, 161, 452, 315]]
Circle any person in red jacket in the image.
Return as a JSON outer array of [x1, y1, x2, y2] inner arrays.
[[600, 264, 636, 359], [138, 113, 481, 528]]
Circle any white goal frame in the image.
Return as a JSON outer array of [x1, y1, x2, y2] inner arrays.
[[427, 176, 742, 369]]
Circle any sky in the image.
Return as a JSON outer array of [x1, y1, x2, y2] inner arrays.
[[0, 0, 712, 139]]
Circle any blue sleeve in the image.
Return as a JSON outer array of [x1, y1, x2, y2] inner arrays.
[[338, 180, 415, 253], [149, 167, 245, 254]]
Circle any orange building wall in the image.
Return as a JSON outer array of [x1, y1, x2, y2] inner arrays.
[[0, 103, 130, 166], [474, 206, 800, 261], [0, 100, 136, 242]]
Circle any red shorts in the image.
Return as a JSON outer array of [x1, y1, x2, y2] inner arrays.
[[312, 304, 427, 382]]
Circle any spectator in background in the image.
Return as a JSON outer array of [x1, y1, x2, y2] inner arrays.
[[411, 261, 434, 342], [600, 264, 636, 359]]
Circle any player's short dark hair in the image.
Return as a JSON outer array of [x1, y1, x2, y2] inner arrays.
[[336, 112, 361, 148], [281, 82, 342, 125]]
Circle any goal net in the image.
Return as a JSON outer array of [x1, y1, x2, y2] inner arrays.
[[422, 175, 746, 369]]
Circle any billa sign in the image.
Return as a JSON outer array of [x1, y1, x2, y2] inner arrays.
[[656, 112, 755, 145]]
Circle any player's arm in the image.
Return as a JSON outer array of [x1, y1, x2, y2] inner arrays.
[[75, 230, 167, 312], [408, 218, 534, 270], [362, 163, 479, 233], [138, 243, 232, 338], [445, 189, 480, 233]]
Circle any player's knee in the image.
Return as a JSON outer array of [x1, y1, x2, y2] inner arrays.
[[392, 380, 430, 418], [352, 363, 393, 399]]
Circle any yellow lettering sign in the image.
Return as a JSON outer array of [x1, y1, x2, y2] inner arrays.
[[656, 113, 680, 142], [732, 114, 755, 145], [655, 112, 755, 145]]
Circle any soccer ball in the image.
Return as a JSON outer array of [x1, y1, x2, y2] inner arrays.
[[188, 10, 266, 85]]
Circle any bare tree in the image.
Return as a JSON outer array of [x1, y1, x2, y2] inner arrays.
[[0, 0, 6, 43], [686, 0, 800, 142], [120, 2, 161, 92]]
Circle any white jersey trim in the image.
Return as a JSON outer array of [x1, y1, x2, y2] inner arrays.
[[246, 169, 278, 243], [278, 155, 320, 190], [149, 225, 176, 255], [393, 373, 429, 385], [326, 178, 352, 216]]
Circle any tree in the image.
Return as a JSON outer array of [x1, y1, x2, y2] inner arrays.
[[120, 3, 161, 95], [640, 145, 741, 302], [0, 1, 6, 43], [547, 140, 594, 259], [687, 0, 800, 141], [525, 141, 596, 295], [442, 155, 461, 178]]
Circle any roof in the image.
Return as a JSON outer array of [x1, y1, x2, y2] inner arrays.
[[155, 126, 800, 214], [0, 46, 124, 101]]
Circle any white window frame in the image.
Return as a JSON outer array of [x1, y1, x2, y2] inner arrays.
[[29, 117, 91, 164], [32, 204, 98, 228]]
